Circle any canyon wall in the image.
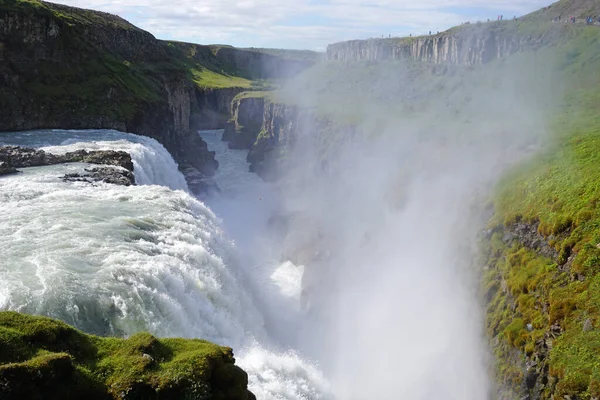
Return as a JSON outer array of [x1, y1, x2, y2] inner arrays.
[[0, 1, 211, 175], [0, 0, 316, 186], [326, 23, 550, 65]]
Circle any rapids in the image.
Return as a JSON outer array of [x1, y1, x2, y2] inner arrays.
[[0, 129, 330, 399]]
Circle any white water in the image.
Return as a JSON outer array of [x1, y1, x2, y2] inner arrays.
[[0, 129, 329, 399]]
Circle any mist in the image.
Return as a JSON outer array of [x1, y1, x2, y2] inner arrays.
[[209, 37, 562, 399]]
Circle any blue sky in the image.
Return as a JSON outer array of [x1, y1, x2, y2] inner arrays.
[[53, 0, 553, 51]]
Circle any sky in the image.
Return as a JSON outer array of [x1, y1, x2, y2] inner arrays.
[[52, 0, 553, 51]]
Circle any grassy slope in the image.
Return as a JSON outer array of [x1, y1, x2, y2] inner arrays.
[[0, 312, 250, 399], [482, 23, 600, 399]]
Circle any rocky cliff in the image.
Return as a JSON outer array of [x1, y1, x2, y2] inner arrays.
[[222, 94, 266, 149], [0, 0, 213, 179], [0, 0, 316, 189], [220, 93, 320, 178], [192, 87, 246, 130], [326, 21, 557, 65]]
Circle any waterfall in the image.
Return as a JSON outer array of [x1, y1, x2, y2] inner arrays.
[[0, 129, 330, 399]]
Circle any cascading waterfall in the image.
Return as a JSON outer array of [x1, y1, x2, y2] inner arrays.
[[0, 129, 330, 399]]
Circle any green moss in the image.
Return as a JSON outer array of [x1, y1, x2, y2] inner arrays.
[[483, 22, 600, 398], [0, 312, 252, 400]]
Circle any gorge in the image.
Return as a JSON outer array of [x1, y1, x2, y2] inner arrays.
[[2, 0, 600, 399]]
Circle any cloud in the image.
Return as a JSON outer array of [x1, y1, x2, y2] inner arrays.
[[52, 0, 552, 49]]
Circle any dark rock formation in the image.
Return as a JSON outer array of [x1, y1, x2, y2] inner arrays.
[[223, 95, 266, 149], [0, 145, 133, 171], [0, 145, 136, 185], [0, 161, 18, 176], [191, 87, 246, 130], [498, 221, 559, 261], [179, 163, 220, 197], [62, 166, 134, 186]]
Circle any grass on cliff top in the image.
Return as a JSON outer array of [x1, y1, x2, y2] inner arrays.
[[0, 311, 242, 399], [485, 22, 600, 400], [1, 0, 137, 30], [191, 67, 253, 89]]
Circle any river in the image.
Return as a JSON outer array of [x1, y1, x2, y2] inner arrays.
[[0, 129, 330, 399]]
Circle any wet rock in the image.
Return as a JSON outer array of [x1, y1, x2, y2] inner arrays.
[[501, 221, 559, 261], [61, 150, 134, 171], [0, 146, 134, 171], [525, 368, 538, 389], [0, 161, 18, 176], [62, 167, 134, 186], [179, 162, 220, 196], [1, 146, 136, 185], [0, 146, 59, 167]]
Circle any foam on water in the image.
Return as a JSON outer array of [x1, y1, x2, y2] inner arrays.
[[0, 129, 330, 399]]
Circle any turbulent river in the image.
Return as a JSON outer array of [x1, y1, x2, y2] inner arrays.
[[0, 129, 330, 399]]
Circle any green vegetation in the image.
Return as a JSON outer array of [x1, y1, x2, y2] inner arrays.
[[0, 312, 252, 400], [191, 68, 252, 89], [481, 18, 600, 400]]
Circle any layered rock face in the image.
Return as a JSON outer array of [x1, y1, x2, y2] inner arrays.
[[326, 23, 541, 65], [221, 94, 325, 179], [222, 96, 266, 149], [191, 87, 246, 130]]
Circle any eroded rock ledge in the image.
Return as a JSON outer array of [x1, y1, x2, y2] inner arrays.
[[0, 145, 135, 186]]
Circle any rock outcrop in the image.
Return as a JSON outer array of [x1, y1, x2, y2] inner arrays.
[[223, 95, 266, 149], [0, 145, 135, 185], [0, 145, 133, 170], [62, 167, 135, 186], [0, 161, 17, 176], [191, 87, 246, 130]]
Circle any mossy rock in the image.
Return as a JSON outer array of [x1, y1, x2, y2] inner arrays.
[[0, 312, 254, 400]]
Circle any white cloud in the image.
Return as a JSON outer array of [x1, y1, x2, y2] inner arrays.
[[52, 0, 552, 49]]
